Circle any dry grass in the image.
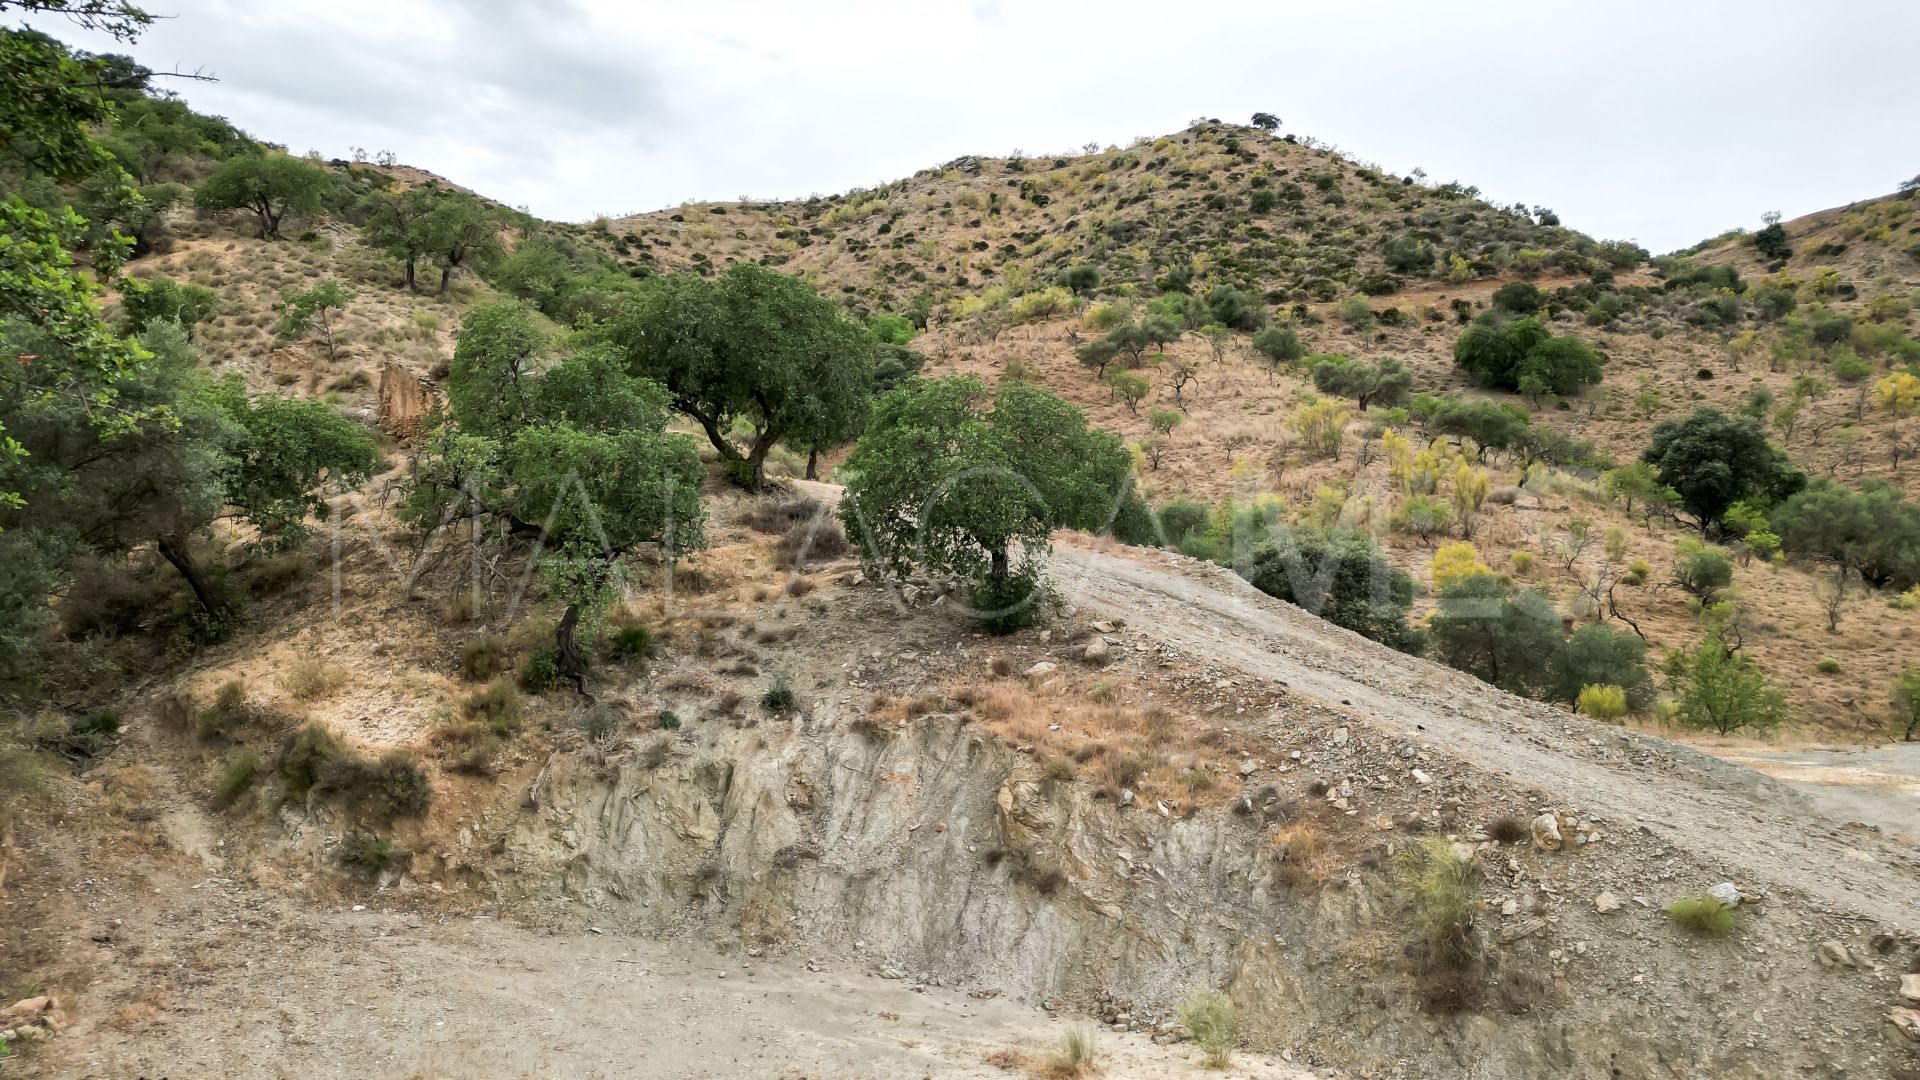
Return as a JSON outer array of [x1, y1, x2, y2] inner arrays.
[[280, 660, 348, 702]]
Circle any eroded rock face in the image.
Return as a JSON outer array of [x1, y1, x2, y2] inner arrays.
[[377, 360, 435, 439], [476, 714, 1901, 1080]]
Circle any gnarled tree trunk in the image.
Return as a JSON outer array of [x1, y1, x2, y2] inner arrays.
[[156, 533, 227, 618], [554, 602, 589, 697]]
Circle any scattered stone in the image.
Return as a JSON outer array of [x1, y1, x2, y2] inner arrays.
[[1080, 638, 1110, 664], [1890, 1007, 1920, 1042], [1238, 760, 1258, 776], [1024, 662, 1056, 678], [1871, 932, 1899, 955], [1118, 788, 1135, 808], [1816, 941, 1858, 969], [1411, 768, 1432, 785], [1531, 813, 1563, 852], [1092, 621, 1116, 633], [1501, 899, 1520, 917], [1594, 892, 1620, 914], [1901, 973, 1920, 1004], [1707, 882, 1743, 909], [1331, 727, 1349, 747], [1499, 917, 1548, 943]]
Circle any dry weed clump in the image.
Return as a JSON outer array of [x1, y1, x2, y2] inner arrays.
[[943, 676, 1241, 807]]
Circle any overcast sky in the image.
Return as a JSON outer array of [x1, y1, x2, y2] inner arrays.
[[29, 0, 1920, 253]]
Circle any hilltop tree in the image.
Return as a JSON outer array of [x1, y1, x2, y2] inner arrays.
[[1310, 354, 1412, 410], [415, 190, 502, 296], [192, 153, 334, 240], [407, 305, 705, 691], [359, 183, 434, 291], [603, 262, 875, 491], [1250, 112, 1281, 132], [1642, 409, 1803, 534], [1252, 326, 1305, 374], [1243, 529, 1417, 649], [839, 376, 1133, 632]]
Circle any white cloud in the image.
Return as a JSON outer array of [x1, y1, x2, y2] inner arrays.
[[29, 0, 1920, 251]]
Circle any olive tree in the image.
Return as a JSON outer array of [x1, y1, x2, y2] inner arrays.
[[407, 302, 705, 691], [192, 153, 334, 240], [604, 263, 875, 491], [838, 376, 1133, 631]]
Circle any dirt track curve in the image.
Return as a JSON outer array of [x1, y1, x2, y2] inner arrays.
[[1051, 540, 1920, 930]]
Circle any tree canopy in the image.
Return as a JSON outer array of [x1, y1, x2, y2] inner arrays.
[[839, 376, 1134, 630], [407, 302, 705, 689], [1309, 354, 1412, 410], [192, 153, 333, 240], [1453, 317, 1603, 397], [1642, 408, 1803, 534], [601, 262, 876, 490]]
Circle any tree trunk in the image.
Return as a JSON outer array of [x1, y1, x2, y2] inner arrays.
[[990, 547, 1009, 582], [554, 603, 589, 697], [805, 447, 819, 481], [404, 257, 417, 293], [743, 424, 782, 493], [438, 265, 452, 297], [156, 533, 226, 618]]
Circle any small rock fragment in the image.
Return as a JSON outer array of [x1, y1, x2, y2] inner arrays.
[[1594, 892, 1620, 914], [1531, 813, 1563, 852]]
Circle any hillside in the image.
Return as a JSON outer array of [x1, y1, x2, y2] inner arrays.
[[5, 19, 1920, 1079]]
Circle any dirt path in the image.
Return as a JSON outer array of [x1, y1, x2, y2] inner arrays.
[[1722, 741, 1920, 837], [1050, 540, 1920, 930], [44, 881, 1309, 1080]]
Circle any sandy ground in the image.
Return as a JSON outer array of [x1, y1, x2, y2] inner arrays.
[[1721, 741, 1920, 837], [42, 881, 1311, 1080]]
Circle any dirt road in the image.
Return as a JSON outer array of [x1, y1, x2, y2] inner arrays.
[[44, 879, 1309, 1080], [1051, 541, 1920, 929]]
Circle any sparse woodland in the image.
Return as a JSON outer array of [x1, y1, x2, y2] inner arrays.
[[3, 4, 1920, 1076]]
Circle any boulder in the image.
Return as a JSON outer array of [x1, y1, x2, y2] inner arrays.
[[1707, 882, 1743, 909], [1080, 638, 1110, 665], [1594, 892, 1621, 914], [1531, 813, 1564, 852], [1024, 662, 1056, 678], [1902, 973, 1920, 1004], [1890, 1007, 1920, 1042], [1817, 941, 1858, 969]]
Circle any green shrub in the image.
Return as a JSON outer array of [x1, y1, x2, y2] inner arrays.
[[657, 708, 682, 731], [1673, 540, 1734, 602], [1663, 637, 1788, 735], [970, 563, 1053, 635], [520, 647, 561, 692], [44, 710, 121, 758], [212, 749, 260, 809], [1251, 326, 1305, 368], [280, 723, 345, 798], [1397, 837, 1483, 1010], [1047, 1027, 1098, 1076], [1453, 317, 1602, 396], [607, 625, 653, 661], [1177, 987, 1238, 1068], [280, 659, 346, 701], [1666, 894, 1736, 936], [580, 704, 622, 741], [339, 831, 403, 877], [317, 749, 433, 823], [1577, 684, 1628, 721], [761, 672, 797, 713]]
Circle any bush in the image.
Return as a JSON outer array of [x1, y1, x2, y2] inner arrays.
[[520, 647, 561, 692], [280, 659, 346, 701], [1549, 624, 1653, 711], [1242, 529, 1417, 650], [461, 636, 508, 681], [1335, 297, 1374, 329], [460, 679, 522, 735], [212, 749, 260, 809], [339, 832, 403, 877], [280, 723, 346, 798], [657, 708, 682, 731], [970, 563, 1053, 635], [1428, 574, 1563, 698], [1397, 837, 1482, 1010], [1381, 234, 1435, 274], [1577, 684, 1629, 721], [1177, 987, 1238, 1068], [1815, 657, 1841, 675], [1046, 1027, 1098, 1077], [1204, 285, 1263, 331], [607, 625, 653, 661], [1673, 540, 1734, 601], [1453, 317, 1602, 396], [1664, 638, 1788, 735], [761, 672, 797, 712], [1251, 326, 1304, 367], [316, 749, 433, 823], [1667, 894, 1736, 937], [1490, 281, 1544, 315], [580, 705, 622, 741], [196, 679, 251, 741]]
